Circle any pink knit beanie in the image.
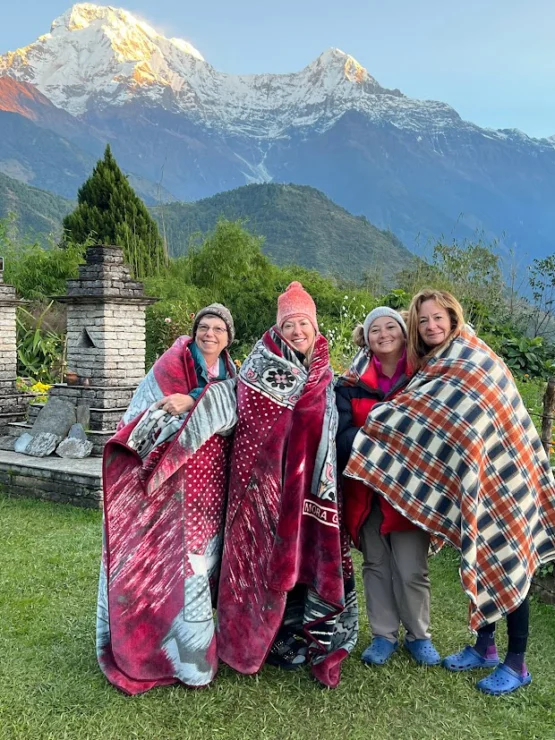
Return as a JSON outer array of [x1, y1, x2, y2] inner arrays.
[[276, 281, 318, 331]]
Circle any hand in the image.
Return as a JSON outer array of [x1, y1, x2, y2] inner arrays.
[[157, 393, 195, 416]]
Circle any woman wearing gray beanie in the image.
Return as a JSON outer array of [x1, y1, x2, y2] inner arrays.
[[97, 303, 237, 694], [335, 306, 439, 668]]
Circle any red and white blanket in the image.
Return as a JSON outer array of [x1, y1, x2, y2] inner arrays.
[[96, 337, 236, 694], [217, 328, 358, 688], [345, 328, 555, 630]]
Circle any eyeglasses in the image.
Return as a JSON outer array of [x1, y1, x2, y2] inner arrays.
[[197, 324, 227, 335]]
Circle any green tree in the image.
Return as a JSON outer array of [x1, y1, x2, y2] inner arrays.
[[62, 145, 166, 278], [187, 219, 278, 348], [528, 255, 555, 339]]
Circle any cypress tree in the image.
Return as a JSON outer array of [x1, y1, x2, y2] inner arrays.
[[63, 145, 166, 277]]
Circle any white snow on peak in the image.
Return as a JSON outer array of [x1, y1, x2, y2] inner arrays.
[[50, 3, 204, 61], [0, 3, 207, 115], [0, 3, 527, 144]]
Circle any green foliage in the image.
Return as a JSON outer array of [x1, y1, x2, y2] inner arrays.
[[0, 172, 73, 245], [396, 238, 505, 324], [501, 335, 547, 377], [185, 219, 279, 352], [145, 300, 198, 368], [2, 239, 86, 301], [379, 288, 411, 310], [152, 182, 414, 285], [16, 302, 65, 383], [528, 254, 555, 339], [63, 145, 167, 278]]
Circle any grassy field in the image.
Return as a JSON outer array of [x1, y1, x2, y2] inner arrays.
[[1, 494, 555, 740]]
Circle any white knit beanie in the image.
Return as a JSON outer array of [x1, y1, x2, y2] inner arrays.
[[362, 307, 407, 345]]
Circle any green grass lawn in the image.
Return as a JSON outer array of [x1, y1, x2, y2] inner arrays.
[[1, 494, 555, 740]]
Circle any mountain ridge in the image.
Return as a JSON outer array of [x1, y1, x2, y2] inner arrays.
[[0, 3, 554, 263], [0, 173, 412, 283]]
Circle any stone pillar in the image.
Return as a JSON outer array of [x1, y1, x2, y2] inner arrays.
[[51, 246, 156, 455], [0, 261, 32, 435]]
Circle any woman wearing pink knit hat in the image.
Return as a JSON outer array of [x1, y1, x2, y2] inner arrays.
[[218, 282, 358, 688]]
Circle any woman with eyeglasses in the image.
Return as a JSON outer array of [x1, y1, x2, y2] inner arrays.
[[217, 282, 358, 688], [97, 303, 238, 694]]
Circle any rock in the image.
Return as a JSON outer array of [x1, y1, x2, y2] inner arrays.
[[75, 404, 90, 428], [56, 437, 93, 459], [14, 433, 33, 453], [30, 397, 76, 439], [25, 432, 61, 457], [0, 435, 16, 451], [68, 423, 88, 442]]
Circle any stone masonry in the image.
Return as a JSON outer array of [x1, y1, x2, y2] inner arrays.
[[0, 261, 32, 434], [51, 245, 156, 455]]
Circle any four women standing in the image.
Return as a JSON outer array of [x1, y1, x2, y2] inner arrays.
[[98, 286, 555, 696]]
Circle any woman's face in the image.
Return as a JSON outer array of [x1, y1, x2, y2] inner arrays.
[[367, 317, 405, 361], [417, 299, 452, 348], [194, 315, 228, 359], [281, 316, 316, 355]]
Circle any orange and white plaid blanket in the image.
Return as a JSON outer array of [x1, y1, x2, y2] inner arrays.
[[345, 328, 555, 630]]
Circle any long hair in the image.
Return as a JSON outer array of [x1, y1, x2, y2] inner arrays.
[[407, 289, 465, 368]]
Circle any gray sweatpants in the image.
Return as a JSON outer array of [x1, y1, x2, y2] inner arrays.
[[359, 498, 431, 643]]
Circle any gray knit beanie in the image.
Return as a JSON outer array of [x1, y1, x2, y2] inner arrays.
[[193, 303, 235, 345], [362, 307, 407, 345]]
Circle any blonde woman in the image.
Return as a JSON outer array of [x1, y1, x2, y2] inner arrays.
[[218, 282, 358, 688]]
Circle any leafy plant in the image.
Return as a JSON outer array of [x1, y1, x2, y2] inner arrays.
[[16, 302, 65, 383], [500, 335, 549, 378]]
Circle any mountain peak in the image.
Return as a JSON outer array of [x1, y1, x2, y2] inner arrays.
[[49, 3, 205, 61], [312, 47, 378, 86]]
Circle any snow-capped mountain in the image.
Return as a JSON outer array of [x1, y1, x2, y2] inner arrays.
[[1, 2, 476, 137], [1, 2, 555, 261]]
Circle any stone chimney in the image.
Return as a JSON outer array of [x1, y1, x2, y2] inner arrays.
[[0, 258, 32, 433], [50, 245, 156, 454]]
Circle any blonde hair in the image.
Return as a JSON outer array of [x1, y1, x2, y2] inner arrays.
[[407, 289, 465, 368]]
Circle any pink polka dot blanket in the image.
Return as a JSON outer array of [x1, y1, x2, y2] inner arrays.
[[217, 328, 358, 688], [96, 336, 237, 694]]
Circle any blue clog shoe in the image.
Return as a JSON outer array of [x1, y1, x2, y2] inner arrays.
[[361, 636, 398, 666], [476, 663, 532, 695], [442, 645, 500, 672], [404, 638, 441, 666]]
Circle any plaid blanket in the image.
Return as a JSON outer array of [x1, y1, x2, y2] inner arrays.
[[345, 328, 555, 630], [96, 337, 237, 694], [217, 328, 358, 688]]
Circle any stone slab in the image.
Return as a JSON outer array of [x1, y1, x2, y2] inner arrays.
[[0, 450, 102, 508]]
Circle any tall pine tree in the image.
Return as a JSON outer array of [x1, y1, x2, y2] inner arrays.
[[63, 145, 167, 277]]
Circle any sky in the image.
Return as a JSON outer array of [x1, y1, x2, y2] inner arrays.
[[1, 0, 554, 139]]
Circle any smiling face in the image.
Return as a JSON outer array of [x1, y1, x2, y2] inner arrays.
[[367, 316, 405, 362], [194, 314, 228, 361], [417, 299, 453, 348], [281, 316, 316, 356]]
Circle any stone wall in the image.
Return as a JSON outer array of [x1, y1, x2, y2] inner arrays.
[[65, 302, 146, 386], [0, 450, 102, 508], [0, 302, 16, 391], [0, 267, 32, 434]]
